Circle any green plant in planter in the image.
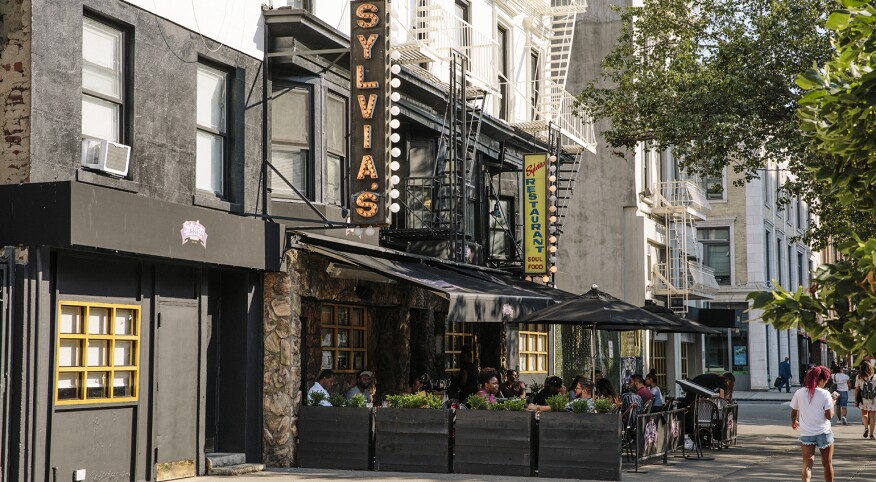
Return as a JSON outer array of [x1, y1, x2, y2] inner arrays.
[[328, 393, 348, 407], [569, 399, 594, 414], [465, 394, 489, 410], [385, 392, 443, 409], [348, 393, 366, 408], [308, 391, 328, 407], [593, 398, 616, 414], [545, 394, 569, 413], [527, 381, 544, 395], [490, 398, 526, 411]]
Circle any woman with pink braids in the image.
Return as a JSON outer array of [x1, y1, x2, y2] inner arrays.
[[790, 365, 839, 482]]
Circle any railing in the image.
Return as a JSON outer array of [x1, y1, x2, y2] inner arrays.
[[398, 177, 437, 230], [513, 78, 597, 153], [688, 261, 721, 292], [652, 262, 720, 295], [652, 181, 712, 214]]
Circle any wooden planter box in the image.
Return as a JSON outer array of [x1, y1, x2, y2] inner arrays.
[[538, 412, 622, 481], [454, 410, 535, 477], [297, 406, 373, 470], [374, 408, 452, 473]]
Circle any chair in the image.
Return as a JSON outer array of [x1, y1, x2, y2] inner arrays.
[[664, 396, 676, 411], [621, 402, 639, 462], [641, 398, 654, 415], [694, 399, 721, 452]]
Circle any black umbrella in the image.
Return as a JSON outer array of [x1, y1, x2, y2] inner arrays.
[[641, 302, 721, 335], [513, 286, 679, 381]]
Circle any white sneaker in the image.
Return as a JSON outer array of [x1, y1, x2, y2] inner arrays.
[[842, 417, 848, 425]]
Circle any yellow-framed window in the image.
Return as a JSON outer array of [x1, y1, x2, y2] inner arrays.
[[55, 302, 141, 405], [444, 320, 475, 373], [680, 342, 690, 380], [651, 340, 667, 388], [519, 323, 549, 374], [320, 304, 367, 373]]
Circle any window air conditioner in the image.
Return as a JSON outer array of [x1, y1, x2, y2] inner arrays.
[[80, 138, 131, 177]]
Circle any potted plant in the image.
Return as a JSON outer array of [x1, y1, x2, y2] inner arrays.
[[374, 393, 452, 473], [537, 395, 623, 481], [454, 396, 535, 477], [297, 392, 372, 470]]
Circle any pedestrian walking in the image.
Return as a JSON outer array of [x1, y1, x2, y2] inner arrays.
[[854, 361, 876, 439], [790, 365, 838, 482], [831, 365, 850, 425], [779, 356, 793, 393]]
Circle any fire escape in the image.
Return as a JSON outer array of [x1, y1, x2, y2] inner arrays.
[[649, 181, 720, 313], [384, 0, 596, 263]]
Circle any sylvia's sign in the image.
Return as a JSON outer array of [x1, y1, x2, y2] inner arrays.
[[180, 220, 208, 247], [350, 0, 391, 225]]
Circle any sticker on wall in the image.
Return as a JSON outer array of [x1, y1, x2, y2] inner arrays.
[[180, 220, 208, 248]]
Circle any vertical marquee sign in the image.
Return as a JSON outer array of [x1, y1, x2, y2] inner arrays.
[[350, 0, 392, 225], [524, 153, 549, 275]]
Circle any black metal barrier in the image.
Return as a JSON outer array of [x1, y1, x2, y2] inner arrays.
[[634, 408, 686, 471], [720, 403, 739, 447]]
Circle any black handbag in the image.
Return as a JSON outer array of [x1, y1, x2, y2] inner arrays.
[[773, 377, 783, 388]]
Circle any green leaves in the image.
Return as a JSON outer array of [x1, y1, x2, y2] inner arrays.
[[826, 10, 852, 30]]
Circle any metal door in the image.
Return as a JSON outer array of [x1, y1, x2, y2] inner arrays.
[[154, 301, 199, 481], [0, 264, 8, 481]]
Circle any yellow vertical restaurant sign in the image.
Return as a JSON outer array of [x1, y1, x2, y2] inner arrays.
[[524, 153, 548, 275]]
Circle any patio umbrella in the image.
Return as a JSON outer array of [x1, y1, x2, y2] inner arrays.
[[641, 302, 721, 335], [512, 285, 679, 382]]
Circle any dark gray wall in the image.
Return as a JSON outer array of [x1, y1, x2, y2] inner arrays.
[[29, 0, 264, 214]]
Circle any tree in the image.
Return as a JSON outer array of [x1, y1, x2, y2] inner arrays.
[[750, 0, 876, 358], [576, 0, 876, 248]]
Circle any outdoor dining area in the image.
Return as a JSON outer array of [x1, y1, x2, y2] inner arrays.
[[295, 285, 739, 481]]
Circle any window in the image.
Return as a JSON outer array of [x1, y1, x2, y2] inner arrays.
[[320, 304, 367, 373], [776, 237, 784, 287], [196, 63, 228, 196], [325, 93, 347, 206], [445, 320, 475, 373], [519, 323, 549, 374], [271, 85, 312, 199], [680, 343, 690, 380], [288, 0, 310, 9], [697, 227, 731, 285], [765, 230, 772, 284], [489, 197, 513, 259], [497, 25, 509, 120], [454, 0, 470, 48], [762, 168, 771, 206], [406, 139, 436, 229], [797, 252, 805, 288], [530, 50, 541, 120], [796, 196, 802, 230], [82, 17, 124, 143], [56, 302, 140, 405], [701, 172, 724, 200], [788, 245, 795, 288], [651, 340, 667, 389]]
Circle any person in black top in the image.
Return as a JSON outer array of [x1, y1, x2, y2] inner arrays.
[[528, 376, 565, 411], [457, 345, 479, 403], [680, 372, 736, 407]]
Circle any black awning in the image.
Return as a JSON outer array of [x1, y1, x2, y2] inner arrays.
[[695, 308, 738, 329], [297, 235, 553, 322]]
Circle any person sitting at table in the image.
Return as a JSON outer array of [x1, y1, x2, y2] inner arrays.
[[645, 373, 664, 410], [621, 385, 644, 420], [406, 374, 425, 394], [528, 375, 565, 412], [566, 376, 595, 412], [474, 368, 500, 405], [307, 369, 335, 406], [500, 369, 526, 398], [457, 345, 480, 403], [595, 378, 622, 409], [345, 370, 374, 403], [630, 374, 654, 404]]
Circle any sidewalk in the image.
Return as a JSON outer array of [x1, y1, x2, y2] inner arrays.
[[733, 389, 794, 402]]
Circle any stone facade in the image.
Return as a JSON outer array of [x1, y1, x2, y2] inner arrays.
[[0, 0, 31, 184]]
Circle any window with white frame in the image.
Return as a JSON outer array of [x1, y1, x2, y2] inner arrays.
[[325, 93, 346, 206], [530, 50, 541, 121], [698, 227, 731, 285], [497, 25, 509, 120], [489, 197, 513, 259], [701, 171, 724, 200], [196, 63, 228, 196], [271, 85, 311, 199], [762, 168, 771, 206], [82, 17, 124, 143], [765, 229, 772, 284], [776, 236, 784, 287]]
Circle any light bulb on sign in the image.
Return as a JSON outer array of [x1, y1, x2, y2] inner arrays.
[[365, 227, 376, 236], [390, 50, 401, 61], [391, 92, 401, 102], [391, 78, 401, 88], [390, 189, 400, 199], [549, 226, 557, 234], [549, 205, 557, 213], [549, 235, 557, 243], [391, 147, 401, 157], [354, 227, 363, 236], [391, 105, 400, 116], [549, 155, 557, 163], [390, 160, 400, 171], [391, 133, 401, 143], [542, 275, 551, 283], [548, 185, 557, 193], [549, 256, 557, 263], [390, 119, 400, 129], [391, 64, 401, 75], [549, 165, 557, 173], [549, 246, 557, 253], [390, 203, 401, 213], [549, 175, 557, 183], [550, 195, 557, 202], [390, 175, 401, 185], [549, 266, 558, 273], [549, 216, 557, 223]]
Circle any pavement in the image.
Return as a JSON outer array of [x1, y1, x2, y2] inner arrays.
[[200, 398, 876, 482], [733, 389, 795, 402]]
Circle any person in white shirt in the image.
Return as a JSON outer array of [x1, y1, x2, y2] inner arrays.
[[791, 365, 838, 482], [307, 369, 336, 406], [831, 365, 850, 425]]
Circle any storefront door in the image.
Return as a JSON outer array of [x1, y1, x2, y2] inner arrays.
[[0, 265, 8, 479], [155, 301, 199, 481]]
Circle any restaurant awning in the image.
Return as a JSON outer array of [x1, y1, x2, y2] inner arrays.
[[295, 233, 555, 322]]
